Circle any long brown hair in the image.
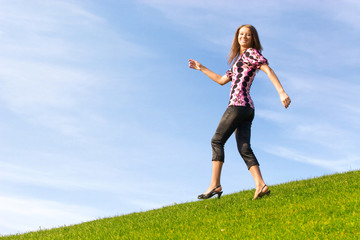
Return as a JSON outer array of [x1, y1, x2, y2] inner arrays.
[[227, 24, 263, 66]]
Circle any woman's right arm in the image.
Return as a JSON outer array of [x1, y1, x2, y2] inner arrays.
[[188, 59, 231, 86]]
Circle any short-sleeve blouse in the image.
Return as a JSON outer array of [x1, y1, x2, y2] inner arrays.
[[226, 48, 268, 109]]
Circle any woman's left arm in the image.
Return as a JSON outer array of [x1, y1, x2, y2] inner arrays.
[[260, 64, 291, 109]]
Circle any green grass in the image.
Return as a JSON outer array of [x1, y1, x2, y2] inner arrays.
[[2, 170, 360, 239]]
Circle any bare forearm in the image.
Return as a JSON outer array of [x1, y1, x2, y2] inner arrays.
[[199, 65, 222, 84], [267, 68, 285, 94], [260, 64, 291, 108], [188, 59, 230, 85]]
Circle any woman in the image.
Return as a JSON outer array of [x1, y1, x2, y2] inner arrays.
[[188, 24, 291, 200]]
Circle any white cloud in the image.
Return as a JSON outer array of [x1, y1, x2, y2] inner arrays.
[[324, 0, 360, 30], [0, 160, 117, 192], [0, 60, 99, 140], [0, 1, 102, 140], [0, 0, 155, 140], [279, 72, 360, 119], [266, 146, 360, 172], [0, 60, 93, 110], [137, 0, 360, 56], [291, 123, 358, 152], [256, 108, 296, 123], [0, 195, 104, 236]]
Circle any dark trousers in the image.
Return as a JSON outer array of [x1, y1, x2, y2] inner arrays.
[[211, 105, 259, 169]]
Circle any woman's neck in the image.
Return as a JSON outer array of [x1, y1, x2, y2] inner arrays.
[[240, 47, 249, 55]]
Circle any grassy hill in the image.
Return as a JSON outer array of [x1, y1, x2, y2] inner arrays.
[[2, 170, 359, 239]]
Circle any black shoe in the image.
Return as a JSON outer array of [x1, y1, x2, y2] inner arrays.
[[198, 185, 223, 199], [254, 184, 270, 200]]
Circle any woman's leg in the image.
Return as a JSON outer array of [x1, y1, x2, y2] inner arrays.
[[211, 106, 239, 163], [235, 108, 268, 199], [202, 106, 240, 195], [234, 108, 258, 168], [249, 165, 269, 199], [204, 161, 223, 194]]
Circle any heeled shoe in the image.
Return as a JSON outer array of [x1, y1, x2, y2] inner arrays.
[[254, 184, 270, 200], [198, 185, 223, 199]]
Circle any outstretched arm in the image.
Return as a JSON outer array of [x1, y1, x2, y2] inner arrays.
[[188, 59, 231, 86], [260, 64, 291, 108]]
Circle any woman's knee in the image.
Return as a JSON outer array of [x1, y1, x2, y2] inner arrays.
[[238, 142, 252, 156], [238, 142, 259, 168], [211, 135, 223, 148], [211, 137, 225, 162]]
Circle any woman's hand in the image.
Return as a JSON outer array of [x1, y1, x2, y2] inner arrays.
[[280, 91, 291, 109], [188, 59, 202, 70]]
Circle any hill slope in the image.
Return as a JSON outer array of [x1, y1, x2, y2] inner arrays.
[[2, 170, 360, 239]]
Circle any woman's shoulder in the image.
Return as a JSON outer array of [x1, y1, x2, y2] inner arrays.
[[244, 48, 268, 67], [246, 48, 261, 55], [245, 48, 266, 59]]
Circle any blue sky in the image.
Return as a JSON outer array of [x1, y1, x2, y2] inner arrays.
[[1, 0, 359, 235]]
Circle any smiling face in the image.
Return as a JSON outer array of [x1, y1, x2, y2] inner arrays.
[[238, 27, 253, 50], [228, 24, 263, 65]]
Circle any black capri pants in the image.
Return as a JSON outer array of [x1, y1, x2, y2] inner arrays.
[[211, 105, 259, 169]]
